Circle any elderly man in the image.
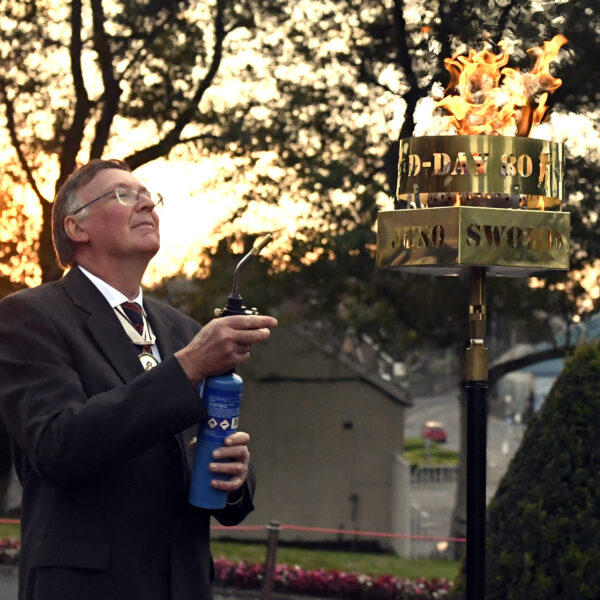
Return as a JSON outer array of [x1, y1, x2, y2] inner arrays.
[[0, 158, 277, 600]]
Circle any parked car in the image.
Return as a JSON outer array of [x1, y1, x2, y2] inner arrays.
[[422, 420, 447, 444]]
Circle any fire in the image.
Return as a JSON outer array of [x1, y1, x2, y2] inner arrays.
[[435, 35, 568, 137]]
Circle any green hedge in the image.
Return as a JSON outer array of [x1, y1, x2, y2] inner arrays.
[[483, 341, 600, 599]]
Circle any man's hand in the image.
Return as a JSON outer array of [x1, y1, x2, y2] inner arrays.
[[175, 315, 277, 384], [209, 431, 250, 493]]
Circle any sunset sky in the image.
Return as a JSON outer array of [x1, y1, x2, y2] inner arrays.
[[135, 152, 313, 286], [1, 3, 599, 306]]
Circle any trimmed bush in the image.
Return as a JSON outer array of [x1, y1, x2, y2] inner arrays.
[[484, 341, 600, 599]]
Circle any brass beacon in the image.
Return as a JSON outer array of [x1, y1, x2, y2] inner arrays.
[[377, 135, 570, 277]]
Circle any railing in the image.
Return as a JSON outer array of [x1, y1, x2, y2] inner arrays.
[[410, 465, 458, 484], [210, 521, 466, 600], [0, 518, 465, 598]]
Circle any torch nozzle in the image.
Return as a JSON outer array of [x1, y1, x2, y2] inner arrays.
[[231, 233, 273, 297], [251, 233, 273, 256]]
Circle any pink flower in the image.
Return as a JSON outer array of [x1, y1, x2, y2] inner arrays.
[[212, 557, 452, 599]]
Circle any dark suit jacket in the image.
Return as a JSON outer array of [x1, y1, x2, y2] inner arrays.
[[0, 266, 255, 600]]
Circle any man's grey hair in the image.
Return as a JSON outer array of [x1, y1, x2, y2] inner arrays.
[[52, 158, 131, 268]]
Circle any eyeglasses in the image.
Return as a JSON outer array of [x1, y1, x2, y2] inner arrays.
[[70, 187, 164, 215]]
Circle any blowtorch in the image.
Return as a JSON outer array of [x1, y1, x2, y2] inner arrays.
[[189, 234, 273, 509]]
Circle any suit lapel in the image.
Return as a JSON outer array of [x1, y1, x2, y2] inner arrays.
[[61, 267, 143, 383]]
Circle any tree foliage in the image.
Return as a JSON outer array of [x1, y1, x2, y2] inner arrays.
[[217, 0, 600, 361], [0, 187, 32, 296], [482, 341, 600, 599]]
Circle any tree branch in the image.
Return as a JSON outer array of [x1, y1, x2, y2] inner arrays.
[[392, 0, 428, 138], [126, 0, 228, 169], [0, 80, 46, 204], [178, 133, 222, 145], [89, 0, 122, 159], [358, 57, 399, 96], [56, 0, 92, 191], [392, 0, 419, 93]]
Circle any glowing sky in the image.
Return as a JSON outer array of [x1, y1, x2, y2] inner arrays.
[[1, 2, 599, 308]]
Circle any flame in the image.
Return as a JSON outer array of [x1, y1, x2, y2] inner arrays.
[[454, 193, 460, 207], [537, 197, 545, 211], [435, 35, 568, 136]]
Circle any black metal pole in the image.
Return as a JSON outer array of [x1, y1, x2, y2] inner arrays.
[[262, 520, 280, 600], [465, 267, 488, 600], [466, 380, 487, 600]]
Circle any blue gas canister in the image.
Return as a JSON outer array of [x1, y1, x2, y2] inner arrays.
[[188, 372, 243, 509], [187, 234, 272, 510]]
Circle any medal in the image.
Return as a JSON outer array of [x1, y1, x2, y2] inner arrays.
[[114, 304, 160, 370], [138, 351, 159, 371]]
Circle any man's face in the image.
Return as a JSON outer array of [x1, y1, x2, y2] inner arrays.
[[74, 168, 160, 262]]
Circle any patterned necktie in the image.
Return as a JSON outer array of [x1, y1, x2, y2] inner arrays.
[[120, 301, 145, 335]]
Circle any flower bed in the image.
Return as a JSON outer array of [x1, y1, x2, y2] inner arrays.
[[0, 542, 453, 598], [0, 539, 20, 566], [215, 558, 453, 600]]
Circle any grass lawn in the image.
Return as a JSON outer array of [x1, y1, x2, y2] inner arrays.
[[404, 437, 459, 467], [211, 540, 460, 581], [0, 522, 19, 541]]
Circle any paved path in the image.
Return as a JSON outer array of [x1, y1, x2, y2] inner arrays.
[[0, 566, 17, 599]]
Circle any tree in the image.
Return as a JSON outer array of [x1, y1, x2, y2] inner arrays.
[[206, 0, 599, 355], [482, 341, 600, 599], [0, 0, 288, 282]]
